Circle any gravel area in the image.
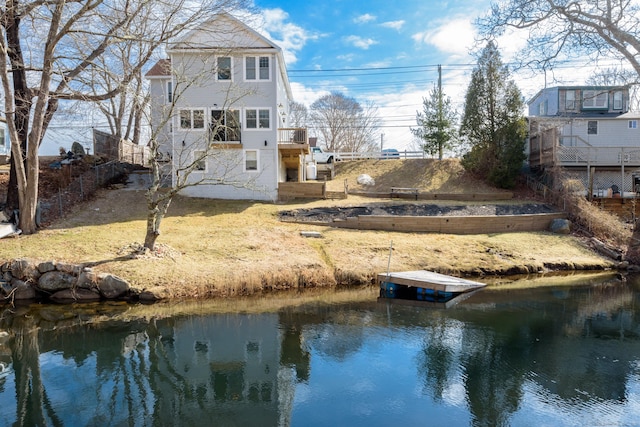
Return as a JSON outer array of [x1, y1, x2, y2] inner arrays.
[[279, 203, 559, 223]]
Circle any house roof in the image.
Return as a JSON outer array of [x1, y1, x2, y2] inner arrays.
[[145, 59, 171, 78], [528, 85, 630, 105], [166, 13, 292, 100]]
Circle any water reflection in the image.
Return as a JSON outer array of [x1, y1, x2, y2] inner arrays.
[[0, 273, 638, 426]]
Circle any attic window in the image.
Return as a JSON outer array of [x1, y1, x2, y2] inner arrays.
[[583, 90, 608, 109], [614, 91, 623, 110]]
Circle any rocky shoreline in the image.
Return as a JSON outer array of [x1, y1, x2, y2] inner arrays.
[[1, 258, 159, 303]]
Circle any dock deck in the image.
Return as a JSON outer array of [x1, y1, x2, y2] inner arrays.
[[377, 270, 486, 293]]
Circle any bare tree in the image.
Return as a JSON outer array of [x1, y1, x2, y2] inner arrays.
[[309, 91, 380, 153], [0, 0, 247, 235], [289, 100, 308, 128], [479, 1, 640, 80]]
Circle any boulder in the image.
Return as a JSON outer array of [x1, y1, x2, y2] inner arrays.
[[37, 261, 57, 274], [77, 270, 99, 290], [357, 174, 375, 186], [97, 273, 130, 299], [10, 280, 37, 300], [550, 218, 571, 234], [50, 288, 101, 303], [38, 271, 76, 292], [55, 262, 82, 275], [11, 258, 40, 281]]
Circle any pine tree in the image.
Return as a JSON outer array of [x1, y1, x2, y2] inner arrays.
[[411, 84, 457, 160], [460, 41, 527, 189]]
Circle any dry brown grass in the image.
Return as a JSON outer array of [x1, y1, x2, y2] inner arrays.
[[0, 159, 615, 299], [326, 158, 513, 194]]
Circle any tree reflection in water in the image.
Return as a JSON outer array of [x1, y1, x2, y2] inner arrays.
[[0, 274, 637, 426]]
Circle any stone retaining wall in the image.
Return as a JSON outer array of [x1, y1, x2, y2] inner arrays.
[[0, 258, 147, 303]]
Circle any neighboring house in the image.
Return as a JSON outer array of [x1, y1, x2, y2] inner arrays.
[[145, 13, 309, 201], [528, 85, 640, 195]]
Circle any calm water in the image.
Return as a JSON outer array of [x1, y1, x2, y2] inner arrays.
[[0, 272, 639, 426]]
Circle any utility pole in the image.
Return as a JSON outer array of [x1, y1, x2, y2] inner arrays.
[[437, 64, 443, 160]]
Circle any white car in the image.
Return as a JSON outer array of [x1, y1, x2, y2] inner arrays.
[[309, 146, 335, 164]]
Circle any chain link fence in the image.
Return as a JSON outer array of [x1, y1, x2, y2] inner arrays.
[[38, 161, 130, 226]]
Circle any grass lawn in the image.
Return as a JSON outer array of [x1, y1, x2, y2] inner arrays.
[[0, 159, 614, 299]]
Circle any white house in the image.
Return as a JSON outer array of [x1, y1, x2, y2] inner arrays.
[[528, 85, 640, 194], [145, 13, 309, 201]]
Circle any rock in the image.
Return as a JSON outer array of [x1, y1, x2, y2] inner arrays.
[[10, 280, 37, 300], [77, 270, 99, 290], [37, 261, 57, 274], [97, 273, 130, 299], [38, 271, 76, 292], [550, 218, 571, 234], [357, 174, 375, 186], [55, 262, 82, 275], [50, 288, 101, 302], [11, 258, 40, 281]]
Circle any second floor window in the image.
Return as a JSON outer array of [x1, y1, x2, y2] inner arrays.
[[179, 109, 205, 130], [245, 108, 270, 129], [211, 109, 240, 142], [217, 57, 232, 81], [587, 120, 598, 135], [630, 120, 638, 129], [245, 56, 270, 81]]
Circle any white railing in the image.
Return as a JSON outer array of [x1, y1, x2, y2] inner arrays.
[[557, 146, 640, 166], [336, 150, 430, 161]]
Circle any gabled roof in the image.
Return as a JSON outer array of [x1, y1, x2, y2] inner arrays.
[[169, 13, 279, 52], [145, 59, 171, 78]]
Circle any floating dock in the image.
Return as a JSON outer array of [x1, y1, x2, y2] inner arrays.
[[377, 270, 486, 304]]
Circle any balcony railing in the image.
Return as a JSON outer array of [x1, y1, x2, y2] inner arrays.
[[557, 146, 640, 166], [278, 128, 307, 144]]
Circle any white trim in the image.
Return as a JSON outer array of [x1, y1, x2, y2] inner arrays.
[[244, 108, 271, 131], [629, 120, 638, 129], [243, 149, 259, 172], [194, 150, 207, 172], [243, 55, 272, 82], [215, 56, 233, 82], [179, 108, 206, 130]]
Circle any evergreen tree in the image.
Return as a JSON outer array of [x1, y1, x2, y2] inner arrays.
[[460, 41, 527, 189], [411, 84, 457, 160]]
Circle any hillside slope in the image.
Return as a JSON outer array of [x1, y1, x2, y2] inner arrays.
[[325, 158, 514, 195]]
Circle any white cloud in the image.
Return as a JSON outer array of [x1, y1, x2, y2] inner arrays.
[[354, 14, 376, 24], [381, 20, 405, 31], [412, 18, 476, 57], [258, 8, 318, 65], [345, 35, 378, 50]]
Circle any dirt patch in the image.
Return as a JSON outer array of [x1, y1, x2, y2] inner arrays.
[[279, 203, 559, 223]]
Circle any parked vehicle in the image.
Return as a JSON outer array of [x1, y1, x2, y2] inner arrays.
[[381, 148, 399, 159], [308, 146, 335, 164]]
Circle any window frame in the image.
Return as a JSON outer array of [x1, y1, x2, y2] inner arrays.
[[166, 81, 173, 104], [210, 109, 241, 143], [587, 120, 598, 135], [244, 149, 259, 172], [244, 55, 271, 81], [244, 108, 271, 130], [194, 150, 207, 172], [629, 120, 638, 129], [216, 56, 232, 81], [565, 90, 576, 110], [613, 91, 624, 110], [582, 90, 608, 109], [178, 108, 206, 130]]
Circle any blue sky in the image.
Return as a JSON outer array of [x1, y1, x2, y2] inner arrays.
[[249, 0, 603, 150]]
